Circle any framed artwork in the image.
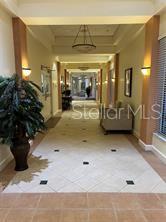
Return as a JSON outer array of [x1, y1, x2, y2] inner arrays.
[[124, 68, 132, 97], [41, 65, 51, 97]]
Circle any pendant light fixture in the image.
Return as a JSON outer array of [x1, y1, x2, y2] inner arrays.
[[72, 25, 96, 53]]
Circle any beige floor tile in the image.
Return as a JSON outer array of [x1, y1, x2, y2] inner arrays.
[[60, 209, 88, 222], [0, 209, 9, 222], [136, 194, 165, 209], [37, 193, 63, 209], [0, 194, 18, 208], [89, 209, 116, 222], [88, 193, 113, 208], [33, 209, 61, 222], [143, 210, 166, 222], [116, 210, 146, 222], [61, 193, 88, 209], [5, 209, 34, 222]]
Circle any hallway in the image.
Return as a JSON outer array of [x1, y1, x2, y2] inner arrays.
[[3, 101, 166, 193]]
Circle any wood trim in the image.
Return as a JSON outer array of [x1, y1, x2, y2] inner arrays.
[[57, 62, 62, 110], [64, 69, 67, 90], [12, 18, 28, 77], [106, 61, 111, 107], [140, 16, 160, 144], [115, 53, 119, 103], [100, 69, 103, 104]]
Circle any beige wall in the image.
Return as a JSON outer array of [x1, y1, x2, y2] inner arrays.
[[0, 7, 15, 170], [27, 30, 59, 120], [0, 7, 15, 76], [118, 28, 145, 137]]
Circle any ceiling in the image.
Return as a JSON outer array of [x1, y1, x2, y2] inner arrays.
[[70, 72, 98, 77], [2, 0, 165, 26], [28, 23, 144, 58], [18, 0, 154, 3], [58, 54, 113, 63], [50, 25, 119, 37]]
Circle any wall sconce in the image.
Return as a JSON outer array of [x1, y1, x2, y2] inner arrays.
[[105, 80, 108, 84], [111, 78, 115, 83], [22, 67, 31, 77], [141, 67, 151, 76]]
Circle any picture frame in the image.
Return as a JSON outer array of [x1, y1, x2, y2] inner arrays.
[[41, 65, 51, 97], [124, 68, 132, 97]]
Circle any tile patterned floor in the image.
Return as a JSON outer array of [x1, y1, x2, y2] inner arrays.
[[2, 101, 166, 193], [0, 193, 166, 222]]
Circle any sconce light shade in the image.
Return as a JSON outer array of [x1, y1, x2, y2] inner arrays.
[[141, 67, 150, 76], [22, 67, 31, 77]]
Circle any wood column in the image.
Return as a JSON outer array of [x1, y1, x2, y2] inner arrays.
[[106, 61, 111, 107], [64, 69, 67, 90], [64, 69, 70, 90], [140, 16, 160, 144], [99, 69, 103, 104], [12, 17, 28, 77], [57, 62, 62, 110], [114, 53, 119, 103]]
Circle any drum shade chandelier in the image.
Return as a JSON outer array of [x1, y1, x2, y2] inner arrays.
[[72, 25, 96, 53]]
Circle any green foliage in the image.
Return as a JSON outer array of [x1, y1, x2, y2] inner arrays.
[[0, 74, 46, 145]]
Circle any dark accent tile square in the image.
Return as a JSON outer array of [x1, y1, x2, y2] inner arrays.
[[126, 180, 135, 185], [111, 149, 117, 152], [40, 180, 48, 185], [54, 149, 60, 152], [83, 162, 89, 165], [82, 140, 87, 142]]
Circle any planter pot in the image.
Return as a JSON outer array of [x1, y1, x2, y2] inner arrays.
[[10, 138, 30, 171]]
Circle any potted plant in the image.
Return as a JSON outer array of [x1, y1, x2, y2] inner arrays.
[[0, 74, 46, 171]]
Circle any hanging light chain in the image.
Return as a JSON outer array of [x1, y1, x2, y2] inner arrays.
[[72, 25, 96, 52]]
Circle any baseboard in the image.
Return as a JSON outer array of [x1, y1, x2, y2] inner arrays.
[[151, 145, 166, 164], [138, 139, 153, 151], [0, 154, 13, 172], [52, 109, 62, 117], [139, 139, 166, 164], [45, 114, 52, 122], [133, 130, 140, 139]]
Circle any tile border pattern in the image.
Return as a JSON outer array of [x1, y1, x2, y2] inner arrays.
[[0, 193, 165, 222]]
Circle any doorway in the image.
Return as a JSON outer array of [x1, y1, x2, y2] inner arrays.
[[71, 72, 97, 100]]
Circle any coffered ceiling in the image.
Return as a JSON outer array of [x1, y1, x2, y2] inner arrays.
[[28, 23, 143, 56], [1, 0, 165, 64], [49, 25, 119, 37], [1, 0, 165, 25]]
